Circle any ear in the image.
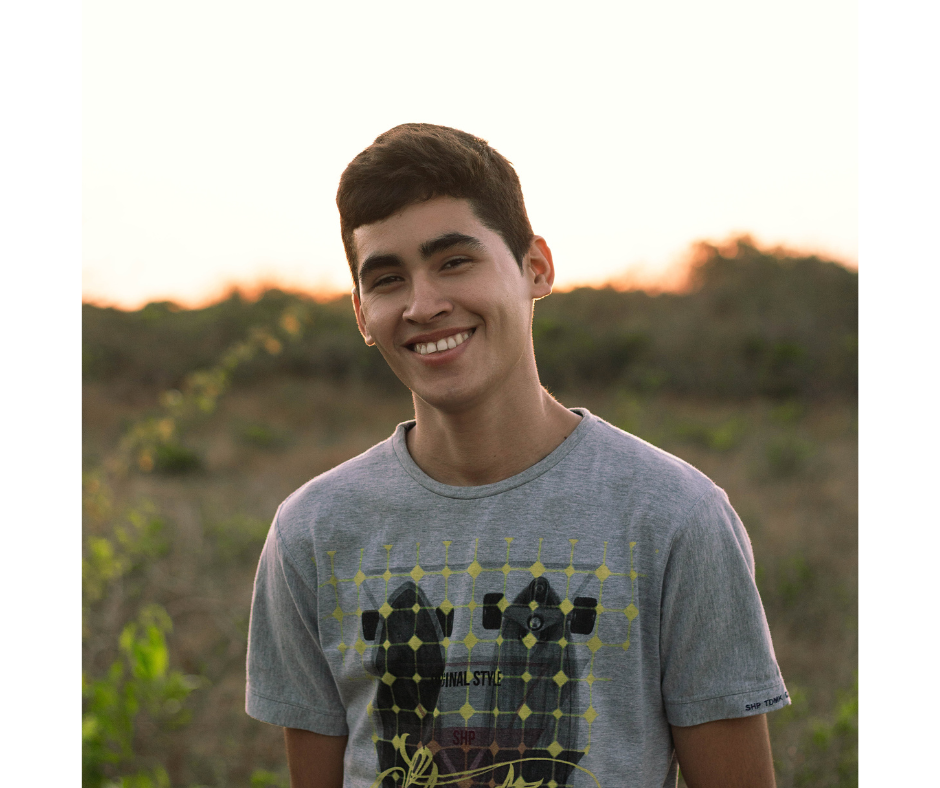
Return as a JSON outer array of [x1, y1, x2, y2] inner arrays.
[[351, 288, 375, 346], [526, 236, 555, 300]]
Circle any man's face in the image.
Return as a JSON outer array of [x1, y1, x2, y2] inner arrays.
[[352, 197, 553, 414]]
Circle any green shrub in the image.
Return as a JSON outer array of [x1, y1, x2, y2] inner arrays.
[[152, 441, 202, 474], [236, 421, 292, 450], [250, 769, 289, 788], [672, 417, 747, 452], [82, 605, 200, 787], [795, 676, 858, 787], [765, 434, 815, 478]]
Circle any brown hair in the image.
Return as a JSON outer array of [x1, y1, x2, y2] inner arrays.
[[337, 123, 534, 287]]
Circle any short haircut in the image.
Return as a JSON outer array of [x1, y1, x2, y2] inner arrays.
[[337, 123, 534, 288]]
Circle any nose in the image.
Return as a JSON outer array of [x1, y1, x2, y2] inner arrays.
[[402, 274, 452, 325]]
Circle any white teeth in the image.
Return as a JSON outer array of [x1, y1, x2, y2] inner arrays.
[[413, 330, 472, 355]]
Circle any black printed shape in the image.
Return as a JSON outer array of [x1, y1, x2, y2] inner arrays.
[[481, 592, 503, 629], [370, 581, 446, 788], [570, 596, 598, 635], [362, 610, 380, 641], [436, 606, 454, 637], [479, 576, 585, 785]]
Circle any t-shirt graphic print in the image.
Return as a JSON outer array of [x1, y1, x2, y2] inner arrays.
[[325, 535, 633, 787]]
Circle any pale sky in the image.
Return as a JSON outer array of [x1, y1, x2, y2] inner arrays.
[[82, 0, 857, 308]]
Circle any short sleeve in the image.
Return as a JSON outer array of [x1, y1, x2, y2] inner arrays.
[[245, 512, 348, 734], [660, 487, 790, 726]]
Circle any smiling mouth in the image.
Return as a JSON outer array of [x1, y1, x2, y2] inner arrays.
[[409, 330, 474, 356]]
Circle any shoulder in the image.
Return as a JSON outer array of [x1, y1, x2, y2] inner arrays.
[[274, 429, 403, 542], [573, 412, 722, 519]]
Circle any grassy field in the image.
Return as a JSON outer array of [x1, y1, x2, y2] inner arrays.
[[83, 371, 857, 787]]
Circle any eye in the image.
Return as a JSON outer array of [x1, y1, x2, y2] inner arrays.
[[441, 256, 471, 270], [370, 273, 403, 289]]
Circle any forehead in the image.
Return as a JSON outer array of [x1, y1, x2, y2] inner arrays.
[[352, 197, 497, 267]]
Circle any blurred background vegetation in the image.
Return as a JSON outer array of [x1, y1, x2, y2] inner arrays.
[[82, 237, 857, 787]]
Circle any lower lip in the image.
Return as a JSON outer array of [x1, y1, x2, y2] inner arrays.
[[410, 332, 473, 365]]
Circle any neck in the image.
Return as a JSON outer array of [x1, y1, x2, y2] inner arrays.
[[406, 377, 582, 486]]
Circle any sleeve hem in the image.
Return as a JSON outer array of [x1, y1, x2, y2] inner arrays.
[[246, 688, 349, 735], [665, 682, 791, 727]]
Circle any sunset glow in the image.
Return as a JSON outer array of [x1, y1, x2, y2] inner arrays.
[[83, 1, 857, 310]]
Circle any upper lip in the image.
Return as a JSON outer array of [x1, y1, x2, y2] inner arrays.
[[402, 327, 475, 348]]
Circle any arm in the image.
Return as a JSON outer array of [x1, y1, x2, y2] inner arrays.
[[284, 728, 347, 788], [671, 714, 775, 788]]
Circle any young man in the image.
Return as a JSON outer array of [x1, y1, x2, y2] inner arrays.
[[246, 124, 790, 788]]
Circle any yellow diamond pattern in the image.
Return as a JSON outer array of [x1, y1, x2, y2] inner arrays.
[[630, 569, 638, 580], [495, 635, 504, 646], [337, 642, 347, 654], [558, 637, 568, 648], [529, 560, 545, 578], [382, 672, 395, 685], [529, 600, 539, 611], [412, 672, 422, 683], [468, 599, 478, 612], [378, 602, 393, 619], [411, 603, 421, 614], [584, 706, 598, 724], [502, 563, 511, 575], [383, 639, 391, 650], [410, 565, 425, 582], [460, 702, 475, 721], [564, 565, 575, 578], [522, 632, 537, 650], [392, 704, 400, 714], [382, 569, 392, 582], [586, 673, 596, 685], [547, 741, 563, 758], [553, 670, 568, 687], [622, 640, 631, 650], [353, 570, 366, 586], [442, 566, 452, 579], [497, 597, 509, 612], [409, 635, 422, 651], [595, 564, 611, 581], [464, 631, 479, 649], [596, 604, 606, 613], [625, 603, 639, 621], [467, 560, 482, 578], [521, 671, 532, 683], [354, 638, 366, 655], [587, 635, 603, 653], [518, 704, 532, 721], [439, 599, 454, 614], [553, 708, 563, 719], [559, 599, 573, 615], [332, 607, 343, 622]]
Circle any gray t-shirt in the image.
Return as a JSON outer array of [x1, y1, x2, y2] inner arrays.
[[246, 409, 789, 788]]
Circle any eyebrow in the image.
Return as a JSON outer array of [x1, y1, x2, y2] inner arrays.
[[419, 232, 485, 259], [358, 232, 485, 284]]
